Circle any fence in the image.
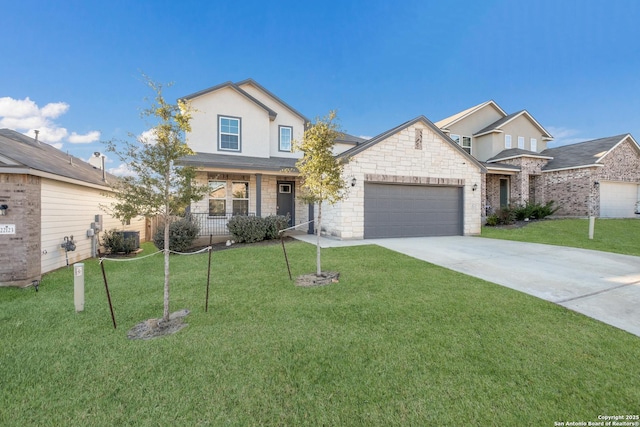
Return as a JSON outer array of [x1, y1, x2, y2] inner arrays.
[[188, 212, 255, 236]]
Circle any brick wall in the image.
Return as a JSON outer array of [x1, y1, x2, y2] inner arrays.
[[0, 174, 41, 286]]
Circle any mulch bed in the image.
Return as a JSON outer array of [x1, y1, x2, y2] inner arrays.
[[127, 309, 190, 340]]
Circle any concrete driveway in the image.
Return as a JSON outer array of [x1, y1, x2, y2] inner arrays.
[[294, 235, 640, 337]]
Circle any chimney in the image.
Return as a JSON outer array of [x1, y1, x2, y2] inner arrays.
[[34, 130, 40, 145], [101, 155, 107, 183]]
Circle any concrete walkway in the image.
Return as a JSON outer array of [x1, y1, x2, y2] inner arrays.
[[292, 234, 640, 337]]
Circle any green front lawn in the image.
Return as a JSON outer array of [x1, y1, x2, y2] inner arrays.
[[1, 241, 639, 426], [481, 218, 640, 256]]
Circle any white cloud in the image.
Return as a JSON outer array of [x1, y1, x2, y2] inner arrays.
[[69, 130, 101, 144], [137, 128, 158, 145], [108, 163, 136, 177], [0, 96, 99, 148], [546, 126, 590, 148]]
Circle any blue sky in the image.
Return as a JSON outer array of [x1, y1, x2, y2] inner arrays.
[[1, 0, 639, 174]]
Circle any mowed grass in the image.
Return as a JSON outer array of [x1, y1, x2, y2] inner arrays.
[[1, 241, 639, 426], [481, 218, 640, 256]]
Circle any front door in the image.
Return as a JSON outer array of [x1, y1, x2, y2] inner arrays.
[[499, 178, 509, 208], [277, 181, 295, 225]]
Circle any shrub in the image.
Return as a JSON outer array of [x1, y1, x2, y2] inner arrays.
[[513, 201, 560, 221], [496, 207, 516, 225], [485, 214, 499, 226], [227, 216, 267, 243], [264, 215, 290, 240], [102, 229, 137, 254], [153, 217, 200, 252]]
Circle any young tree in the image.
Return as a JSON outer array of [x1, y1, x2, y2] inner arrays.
[[105, 77, 206, 322], [294, 111, 349, 276]]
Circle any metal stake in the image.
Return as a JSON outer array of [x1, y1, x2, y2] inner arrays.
[[205, 234, 212, 312], [281, 233, 292, 280], [98, 251, 117, 329]]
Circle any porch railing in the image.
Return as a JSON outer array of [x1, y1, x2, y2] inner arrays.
[[187, 212, 256, 236]]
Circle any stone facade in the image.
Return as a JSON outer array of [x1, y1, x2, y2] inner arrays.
[[321, 122, 483, 238], [0, 174, 41, 286]]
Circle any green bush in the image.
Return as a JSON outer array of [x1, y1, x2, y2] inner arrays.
[[153, 217, 200, 252], [485, 214, 499, 226], [102, 229, 137, 254], [227, 216, 267, 243], [227, 215, 290, 243], [264, 214, 291, 240], [513, 201, 560, 221]]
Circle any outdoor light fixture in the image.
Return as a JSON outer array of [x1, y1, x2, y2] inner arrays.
[[351, 177, 357, 187], [594, 181, 600, 188], [0, 204, 7, 215], [472, 183, 478, 191]]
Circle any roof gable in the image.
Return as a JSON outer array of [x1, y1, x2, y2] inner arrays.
[[435, 100, 507, 130], [337, 116, 485, 172], [182, 81, 278, 120], [541, 134, 639, 171], [474, 110, 553, 139], [0, 129, 113, 186], [235, 79, 309, 123]]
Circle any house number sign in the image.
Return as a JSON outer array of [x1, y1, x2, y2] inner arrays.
[[0, 224, 16, 235]]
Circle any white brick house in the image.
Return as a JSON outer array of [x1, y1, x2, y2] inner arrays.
[[179, 80, 485, 239]]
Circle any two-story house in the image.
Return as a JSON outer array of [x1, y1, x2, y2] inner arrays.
[[179, 79, 485, 239], [436, 101, 640, 218]]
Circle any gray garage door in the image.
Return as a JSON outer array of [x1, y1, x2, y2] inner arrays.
[[364, 183, 463, 238]]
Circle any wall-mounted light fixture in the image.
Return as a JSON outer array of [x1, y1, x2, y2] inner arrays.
[[472, 183, 478, 192], [0, 204, 7, 215], [351, 177, 357, 187], [594, 181, 600, 188]]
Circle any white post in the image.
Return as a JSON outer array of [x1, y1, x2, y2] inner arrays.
[[588, 216, 595, 240], [74, 263, 85, 312]]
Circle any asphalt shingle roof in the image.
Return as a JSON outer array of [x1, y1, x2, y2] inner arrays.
[[0, 129, 113, 186], [177, 152, 299, 172], [541, 134, 633, 170], [487, 148, 553, 162]]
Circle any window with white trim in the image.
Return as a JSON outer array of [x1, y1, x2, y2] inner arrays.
[[450, 134, 471, 154], [208, 181, 227, 216], [518, 136, 525, 149], [231, 182, 249, 215], [530, 138, 537, 152], [505, 134, 512, 149], [219, 116, 240, 151], [279, 126, 292, 152]]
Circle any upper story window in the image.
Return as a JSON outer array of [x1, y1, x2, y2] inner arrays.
[[219, 116, 241, 151], [530, 138, 537, 152], [279, 126, 292, 152], [505, 134, 512, 149], [518, 136, 525, 149], [451, 134, 472, 154]]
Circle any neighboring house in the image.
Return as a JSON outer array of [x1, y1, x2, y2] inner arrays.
[[179, 79, 485, 239], [0, 129, 145, 287], [436, 101, 640, 218]]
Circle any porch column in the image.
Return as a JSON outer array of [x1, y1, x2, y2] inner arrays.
[[308, 203, 314, 235], [255, 173, 262, 217]]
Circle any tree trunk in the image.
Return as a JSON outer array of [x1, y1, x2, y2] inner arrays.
[[163, 169, 171, 322], [316, 201, 322, 277]]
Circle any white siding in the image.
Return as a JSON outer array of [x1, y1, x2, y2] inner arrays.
[[40, 179, 145, 274]]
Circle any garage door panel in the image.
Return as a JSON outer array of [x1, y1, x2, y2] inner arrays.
[[600, 182, 639, 218], [364, 183, 463, 238]]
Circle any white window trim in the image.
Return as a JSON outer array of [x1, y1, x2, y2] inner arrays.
[[208, 180, 227, 217], [461, 136, 472, 154], [518, 136, 525, 149], [530, 138, 537, 152], [505, 134, 512, 149], [231, 181, 250, 215], [279, 125, 293, 152], [218, 115, 241, 152]]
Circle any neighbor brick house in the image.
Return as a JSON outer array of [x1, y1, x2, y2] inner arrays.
[[178, 79, 484, 239], [0, 129, 145, 287], [436, 101, 640, 218]]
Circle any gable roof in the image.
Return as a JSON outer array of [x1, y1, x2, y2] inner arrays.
[[337, 116, 486, 172], [177, 152, 298, 172], [473, 110, 553, 139], [182, 79, 310, 123], [0, 129, 113, 188], [487, 148, 553, 163], [235, 79, 310, 123], [335, 133, 368, 146], [182, 81, 278, 120], [435, 100, 507, 130], [541, 134, 639, 171]]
